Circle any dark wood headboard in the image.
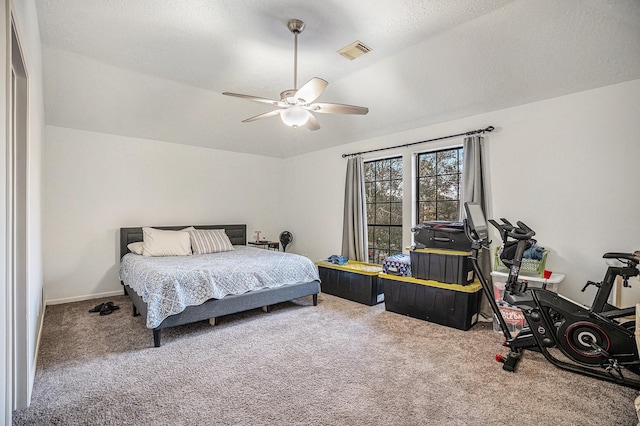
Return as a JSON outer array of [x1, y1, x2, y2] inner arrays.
[[119, 224, 247, 259]]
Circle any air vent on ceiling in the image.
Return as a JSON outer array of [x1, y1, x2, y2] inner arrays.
[[338, 40, 371, 60]]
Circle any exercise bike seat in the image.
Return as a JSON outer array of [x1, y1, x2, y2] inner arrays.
[[603, 252, 640, 265]]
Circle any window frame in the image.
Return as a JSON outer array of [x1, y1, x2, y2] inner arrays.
[[364, 156, 403, 264], [415, 146, 463, 224]]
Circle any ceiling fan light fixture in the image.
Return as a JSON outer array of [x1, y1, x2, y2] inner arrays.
[[280, 105, 310, 128]]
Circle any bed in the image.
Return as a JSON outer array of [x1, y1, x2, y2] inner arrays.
[[119, 224, 320, 347]]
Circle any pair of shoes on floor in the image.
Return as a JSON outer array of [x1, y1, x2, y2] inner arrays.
[[88, 301, 120, 316]]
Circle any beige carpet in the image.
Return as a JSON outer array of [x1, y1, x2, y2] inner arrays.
[[14, 293, 639, 425]]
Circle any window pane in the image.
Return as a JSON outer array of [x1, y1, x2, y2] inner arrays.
[[365, 182, 375, 200], [438, 201, 459, 221], [437, 150, 458, 175], [366, 204, 375, 225], [390, 202, 402, 225], [377, 159, 390, 180], [389, 179, 403, 202], [390, 158, 403, 180], [418, 177, 436, 202], [375, 227, 389, 248], [390, 227, 403, 251], [436, 174, 459, 201], [364, 163, 375, 182], [378, 180, 390, 202], [417, 201, 435, 223], [419, 153, 436, 176], [375, 204, 390, 225]]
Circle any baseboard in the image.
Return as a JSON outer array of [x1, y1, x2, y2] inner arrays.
[[45, 290, 124, 306]]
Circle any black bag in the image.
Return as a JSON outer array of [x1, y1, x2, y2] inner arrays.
[[412, 221, 471, 251], [499, 240, 533, 267]]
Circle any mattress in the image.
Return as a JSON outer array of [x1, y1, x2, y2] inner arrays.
[[119, 246, 320, 328]]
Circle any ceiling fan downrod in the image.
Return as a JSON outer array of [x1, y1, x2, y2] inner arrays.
[[288, 19, 305, 90]]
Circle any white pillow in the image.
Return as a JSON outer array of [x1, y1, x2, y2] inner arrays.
[[142, 227, 192, 257], [127, 241, 144, 255], [188, 229, 235, 254]]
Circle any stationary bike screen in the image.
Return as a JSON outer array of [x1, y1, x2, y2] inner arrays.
[[464, 202, 488, 242]]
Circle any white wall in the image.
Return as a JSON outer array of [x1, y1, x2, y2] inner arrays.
[[283, 79, 640, 305], [43, 80, 640, 307], [43, 126, 287, 302]]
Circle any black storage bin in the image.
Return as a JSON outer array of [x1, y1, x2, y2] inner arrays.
[[380, 274, 481, 331], [410, 249, 475, 285], [317, 261, 384, 306], [412, 221, 471, 251]]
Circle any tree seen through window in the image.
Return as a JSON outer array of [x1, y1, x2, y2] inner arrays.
[[416, 148, 463, 223]]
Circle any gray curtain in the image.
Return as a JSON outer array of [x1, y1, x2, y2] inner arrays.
[[461, 135, 493, 320], [461, 135, 487, 213], [341, 156, 368, 261]]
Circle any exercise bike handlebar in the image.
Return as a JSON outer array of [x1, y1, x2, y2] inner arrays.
[[489, 218, 536, 242]]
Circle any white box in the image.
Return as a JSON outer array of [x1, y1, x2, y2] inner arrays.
[[491, 270, 564, 302]]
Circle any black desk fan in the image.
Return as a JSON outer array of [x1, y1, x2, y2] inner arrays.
[[279, 231, 293, 252]]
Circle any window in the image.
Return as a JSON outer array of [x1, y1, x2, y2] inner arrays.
[[364, 157, 403, 264], [416, 147, 463, 222]]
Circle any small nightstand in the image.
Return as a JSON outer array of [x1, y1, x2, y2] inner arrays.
[[248, 241, 280, 251]]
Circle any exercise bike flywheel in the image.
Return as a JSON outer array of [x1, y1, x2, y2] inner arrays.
[[558, 321, 611, 365]]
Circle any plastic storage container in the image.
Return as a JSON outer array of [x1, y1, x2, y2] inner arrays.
[[410, 248, 475, 285], [380, 273, 481, 331], [491, 271, 564, 302], [316, 260, 384, 306]]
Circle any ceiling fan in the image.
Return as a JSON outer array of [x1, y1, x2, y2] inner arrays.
[[222, 19, 369, 131]]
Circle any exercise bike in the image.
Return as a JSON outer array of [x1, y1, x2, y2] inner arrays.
[[463, 202, 640, 389]]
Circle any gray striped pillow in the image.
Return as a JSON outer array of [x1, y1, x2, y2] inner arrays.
[[188, 229, 235, 254]]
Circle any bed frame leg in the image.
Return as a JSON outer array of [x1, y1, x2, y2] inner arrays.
[[313, 294, 318, 306], [153, 329, 161, 347], [262, 306, 271, 313], [209, 317, 218, 326]]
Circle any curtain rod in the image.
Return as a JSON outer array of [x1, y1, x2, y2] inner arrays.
[[341, 125, 495, 158]]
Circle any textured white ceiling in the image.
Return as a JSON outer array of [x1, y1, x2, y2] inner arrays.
[[35, 0, 640, 158]]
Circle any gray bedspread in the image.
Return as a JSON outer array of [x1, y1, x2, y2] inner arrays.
[[119, 246, 320, 328]]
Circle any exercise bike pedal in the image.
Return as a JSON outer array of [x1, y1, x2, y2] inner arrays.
[[495, 354, 506, 364], [501, 351, 522, 372]]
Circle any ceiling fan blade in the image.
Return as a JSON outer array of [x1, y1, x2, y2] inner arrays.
[[242, 109, 282, 123], [222, 92, 280, 106], [309, 102, 369, 115], [305, 114, 320, 131], [294, 78, 328, 104]]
